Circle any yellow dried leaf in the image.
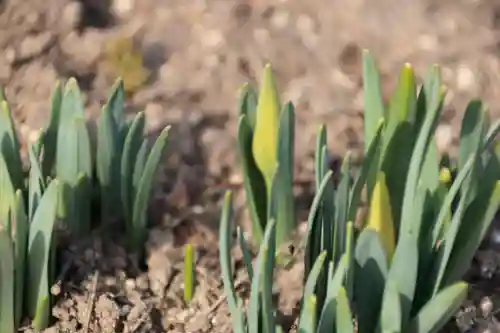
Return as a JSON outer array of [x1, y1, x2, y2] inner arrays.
[[101, 36, 150, 95]]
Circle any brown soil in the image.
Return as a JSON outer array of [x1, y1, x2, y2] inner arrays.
[[4, 0, 500, 331]]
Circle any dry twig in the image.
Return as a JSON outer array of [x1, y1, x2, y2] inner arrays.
[[83, 270, 100, 333]]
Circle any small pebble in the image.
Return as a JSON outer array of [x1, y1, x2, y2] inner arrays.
[[28, 129, 40, 144], [490, 228, 500, 246], [136, 275, 149, 291], [418, 34, 438, 51], [201, 29, 224, 49], [4, 48, 15, 64], [0, 58, 11, 82], [118, 304, 131, 317], [435, 124, 453, 153], [481, 261, 497, 279], [125, 278, 136, 290], [191, 205, 204, 214], [104, 276, 117, 287], [144, 102, 165, 132], [62, 1, 83, 30], [253, 28, 270, 44], [456, 64, 475, 91], [51, 282, 62, 296], [271, 10, 289, 29], [17, 31, 54, 62], [480, 297, 493, 317], [112, 0, 134, 18], [296, 14, 315, 35], [296, 14, 318, 48], [83, 248, 96, 263]]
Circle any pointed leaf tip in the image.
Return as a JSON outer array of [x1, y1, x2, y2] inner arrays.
[[66, 77, 78, 87], [377, 117, 384, 127], [239, 82, 250, 94], [115, 77, 124, 85]]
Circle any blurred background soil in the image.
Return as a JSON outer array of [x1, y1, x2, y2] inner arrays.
[[5, 0, 500, 331]]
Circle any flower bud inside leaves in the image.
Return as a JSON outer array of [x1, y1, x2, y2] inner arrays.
[[366, 171, 395, 261], [252, 64, 281, 191]]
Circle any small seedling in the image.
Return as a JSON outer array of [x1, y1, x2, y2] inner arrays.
[[184, 243, 195, 303]]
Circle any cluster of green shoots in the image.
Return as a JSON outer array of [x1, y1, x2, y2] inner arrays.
[[0, 48, 497, 333], [219, 51, 500, 333], [0, 78, 170, 331]]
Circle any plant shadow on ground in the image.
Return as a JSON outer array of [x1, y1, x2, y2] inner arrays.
[[76, 0, 116, 33]]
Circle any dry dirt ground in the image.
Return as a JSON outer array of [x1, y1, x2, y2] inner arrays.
[[4, 0, 500, 332]]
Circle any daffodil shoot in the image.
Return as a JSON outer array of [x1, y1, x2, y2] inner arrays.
[[252, 63, 281, 196]]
